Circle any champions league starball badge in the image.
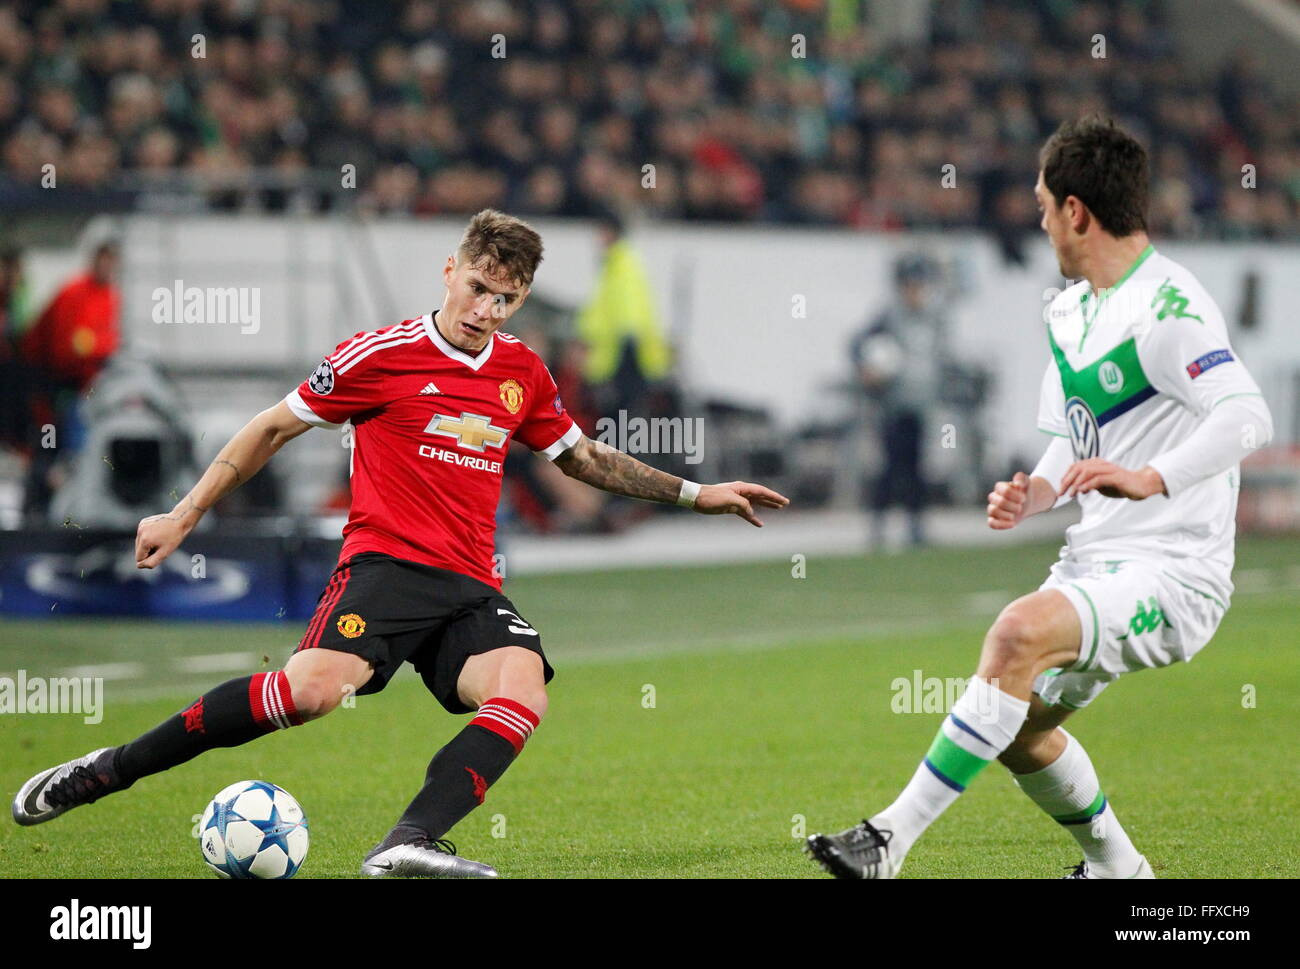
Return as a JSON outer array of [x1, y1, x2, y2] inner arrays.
[[309, 359, 335, 395]]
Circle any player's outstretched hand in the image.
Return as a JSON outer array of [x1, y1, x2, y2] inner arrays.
[[135, 513, 188, 569], [1060, 459, 1165, 501], [987, 470, 1031, 530], [695, 481, 790, 527]]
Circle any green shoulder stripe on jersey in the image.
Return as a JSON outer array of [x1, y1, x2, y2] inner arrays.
[[1048, 329, 1157, 427], [1212, 392, 1264, 408], [1079, 244, 1155, 350]]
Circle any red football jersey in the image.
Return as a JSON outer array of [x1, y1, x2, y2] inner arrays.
[[285, 312, 581, 588]]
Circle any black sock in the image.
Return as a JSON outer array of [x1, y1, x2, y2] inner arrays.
[[387, 701, 536, 845], [115, 671, 302, 784]]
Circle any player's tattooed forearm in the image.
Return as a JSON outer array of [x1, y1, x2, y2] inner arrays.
[[566, 439, 681, 503], [213, 458, 243, 484], [147, 493, 209, 525], [173, 494, 209, 518], [145, 461, 236, 526]]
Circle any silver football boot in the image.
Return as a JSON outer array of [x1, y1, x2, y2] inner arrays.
[[12, 747, 123, 826], [360, 837, 499, 878]]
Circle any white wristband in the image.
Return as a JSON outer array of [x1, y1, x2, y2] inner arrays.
[[676, 479, 701, 508]]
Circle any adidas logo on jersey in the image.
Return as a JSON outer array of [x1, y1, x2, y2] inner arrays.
[[419, 382, 442, 395]]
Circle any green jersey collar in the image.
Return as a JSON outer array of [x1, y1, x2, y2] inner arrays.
[[1078, 243, 1156, 350]]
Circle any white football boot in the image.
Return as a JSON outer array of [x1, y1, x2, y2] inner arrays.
[[1064, 855, 1155, 878]]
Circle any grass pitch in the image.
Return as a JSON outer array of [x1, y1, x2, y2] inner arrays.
[[2, 537, 1296, 878]]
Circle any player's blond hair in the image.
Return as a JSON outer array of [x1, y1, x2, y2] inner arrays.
[[456, 209, 544, 287]]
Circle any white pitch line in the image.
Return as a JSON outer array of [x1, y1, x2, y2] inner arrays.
[[38, 565, 1300, 704], [59, 662, 146, 681], [962, 591, 1013, 616], [1233, 568, 1273, 591], [555, 613, 980, 667], [78, 611, 987, 703], [174, 652, 259, 674]]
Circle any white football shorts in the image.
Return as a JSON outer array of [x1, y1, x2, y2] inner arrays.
[[1032, 556, 1228, 710]]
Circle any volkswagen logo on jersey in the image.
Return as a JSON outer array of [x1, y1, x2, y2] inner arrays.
[[308, 359, 335, 396], [1065, 396, 1100, 460]]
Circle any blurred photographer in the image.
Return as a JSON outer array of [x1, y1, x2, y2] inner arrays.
[[849, 253, 950, 548]]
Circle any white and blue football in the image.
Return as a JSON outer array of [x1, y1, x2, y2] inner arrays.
[[199, 780, 309, 879]]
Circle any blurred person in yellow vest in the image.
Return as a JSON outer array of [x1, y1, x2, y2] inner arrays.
[[575, 211, 673, 418]]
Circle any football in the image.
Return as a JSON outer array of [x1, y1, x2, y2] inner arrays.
[[199, 780, 309, 879], [863, 332, 903, 380]]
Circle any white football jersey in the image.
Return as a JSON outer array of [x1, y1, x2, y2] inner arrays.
[[1037, 245, 1264, 604]]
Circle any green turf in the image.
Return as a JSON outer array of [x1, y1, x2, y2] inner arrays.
[[2, 536, 1297, 878]]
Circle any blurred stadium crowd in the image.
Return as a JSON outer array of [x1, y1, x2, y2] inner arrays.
[[1, 0, 1296, 241]]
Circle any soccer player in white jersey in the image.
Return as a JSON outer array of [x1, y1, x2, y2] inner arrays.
[[806, 116, 1274, 879]]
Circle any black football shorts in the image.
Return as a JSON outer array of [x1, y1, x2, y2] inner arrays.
[[293, 551, 553, 714]]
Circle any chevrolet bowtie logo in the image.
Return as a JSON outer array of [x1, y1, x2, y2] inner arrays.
[[423, 412, 509, 452]]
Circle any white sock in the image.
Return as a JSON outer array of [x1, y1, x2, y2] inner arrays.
[[1012, 729, 1144, 877], [879, 677, 1029, 858]]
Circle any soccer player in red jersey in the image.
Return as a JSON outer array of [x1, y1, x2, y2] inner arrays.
[[12, 211, 789, 877]]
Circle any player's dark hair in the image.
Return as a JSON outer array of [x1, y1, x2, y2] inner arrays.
[[1039, 116, 1149, 237], [457, 209, 544, 286]]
